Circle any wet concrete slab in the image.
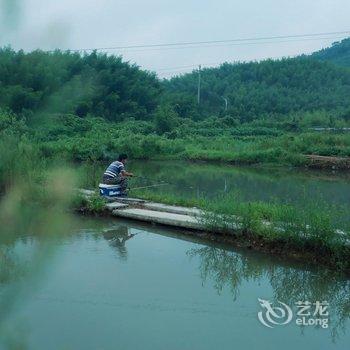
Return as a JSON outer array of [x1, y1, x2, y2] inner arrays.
[[112, 208, 204, 230]]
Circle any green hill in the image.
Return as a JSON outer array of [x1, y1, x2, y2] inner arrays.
[[1, 43, 350, 124], [1, 45, 349, 167], [162, 57, 350, 121], [312, 38, 350, 67]]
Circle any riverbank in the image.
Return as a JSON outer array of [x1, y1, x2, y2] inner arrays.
[[76, 190, 350, 274], [42, 124, 350, 169], [305, 154, 350, 170], [2, 111, 350, 177]]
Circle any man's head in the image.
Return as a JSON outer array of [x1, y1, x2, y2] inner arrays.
[[118, 153, 128, 164]]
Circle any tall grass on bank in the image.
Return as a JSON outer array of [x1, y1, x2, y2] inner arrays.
[[41, 120, 350, 164], [2, 110, 350, 168], [202, 193, 349, 244]]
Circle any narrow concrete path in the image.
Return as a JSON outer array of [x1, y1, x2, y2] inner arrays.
[[78, 190, 205, 230], [112, 208, 204, 230], [109, 198, 204, 230], [78, 190, 348, 242]]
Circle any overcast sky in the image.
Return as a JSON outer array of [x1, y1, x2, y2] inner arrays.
[[1, 0, 350, 77]]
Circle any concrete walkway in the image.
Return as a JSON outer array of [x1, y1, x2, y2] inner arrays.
[[78, 189, 348, 241], [78, 190, 205, 230], [112, 208, 204, 230], [109, 197, 204, 230]]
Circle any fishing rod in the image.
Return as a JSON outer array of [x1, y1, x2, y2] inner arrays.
[[132, 175, 194, 189], [128, 183, 169, 191], [133, 175, 167, 183]]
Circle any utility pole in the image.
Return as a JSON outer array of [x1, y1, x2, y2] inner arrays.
[[197, 64, 201, 105]]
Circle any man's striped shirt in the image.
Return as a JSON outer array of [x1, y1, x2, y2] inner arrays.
[[103, 161, 125, 179]]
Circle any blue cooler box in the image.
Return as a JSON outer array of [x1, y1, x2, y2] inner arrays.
[[99, 183, 124, 198]]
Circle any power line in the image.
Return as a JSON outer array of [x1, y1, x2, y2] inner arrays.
[[111, 35, 346, 75], [124, 35, 347, 54], [147, 35, 346, 72], [48, 30, 350, 52], [150, 40, 335, 76], [155, 52, 306, 78]]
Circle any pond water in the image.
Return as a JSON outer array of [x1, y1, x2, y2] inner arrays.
[[83, 160, 350, 205], [82, 160, 350, 225], [1, 216, 349, 350], [1, 162, 349, 349]]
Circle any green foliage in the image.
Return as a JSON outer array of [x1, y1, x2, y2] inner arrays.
[[2, 43, 350, 126], [0, 48, 160, 121], [1, 108, 349, 171], [74, 193, 106, 214], [133, 189, 350, 270], [153, 105, 179, 134], [312, 38, 350, 67], [0, 110, 46, 190], [163, 57, 350, 121], [0, 45, 350, 169]]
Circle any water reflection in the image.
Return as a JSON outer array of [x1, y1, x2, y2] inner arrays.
[[131, 161, 350, 208], [101, 226, 137, 260], [188, 245, 350, 339], [81, 160, 350, 224], [0, 215, 349, 347], [0, 247, 23, 285]]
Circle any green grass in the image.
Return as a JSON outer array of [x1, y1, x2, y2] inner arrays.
[[73, 193, 107, 214], [36, 117, 350, 166], [134, 189, 350, 271], [2, 110, 350, 169]]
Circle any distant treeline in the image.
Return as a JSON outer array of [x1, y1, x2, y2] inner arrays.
[[312, 37, 350, 68], [163, 58, 350, 120], [0, 48, 160, 121], [1, 40, 350, 124]]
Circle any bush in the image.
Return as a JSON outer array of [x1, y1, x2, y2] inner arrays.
[[153, 105, 179, 135]]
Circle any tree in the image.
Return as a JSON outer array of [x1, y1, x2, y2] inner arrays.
[[153, 105, 179, 134]]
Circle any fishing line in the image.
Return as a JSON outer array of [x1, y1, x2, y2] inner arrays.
[[132, 175, 195, 189], [128, 183, 169, 191]]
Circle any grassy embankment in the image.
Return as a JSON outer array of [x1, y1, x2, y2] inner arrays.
[[77, 186, 350, 272], [1, 106, 350, 172], [131, 189, 350, 272], [31, 113, 350, 168]]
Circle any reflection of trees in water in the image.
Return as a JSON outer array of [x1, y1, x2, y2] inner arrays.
[[88, 161, 350, 218], [0, 247, 22, 285], [130, 160, 350, 211], [102, 226, 136, 260], [188, 247, 264, 300], [0, 240, 36, 350], [188, 246, 350, 340], [270, 267, 350, 339]]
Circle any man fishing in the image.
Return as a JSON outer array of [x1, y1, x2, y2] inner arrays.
[[102, 154, 134, 194]]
